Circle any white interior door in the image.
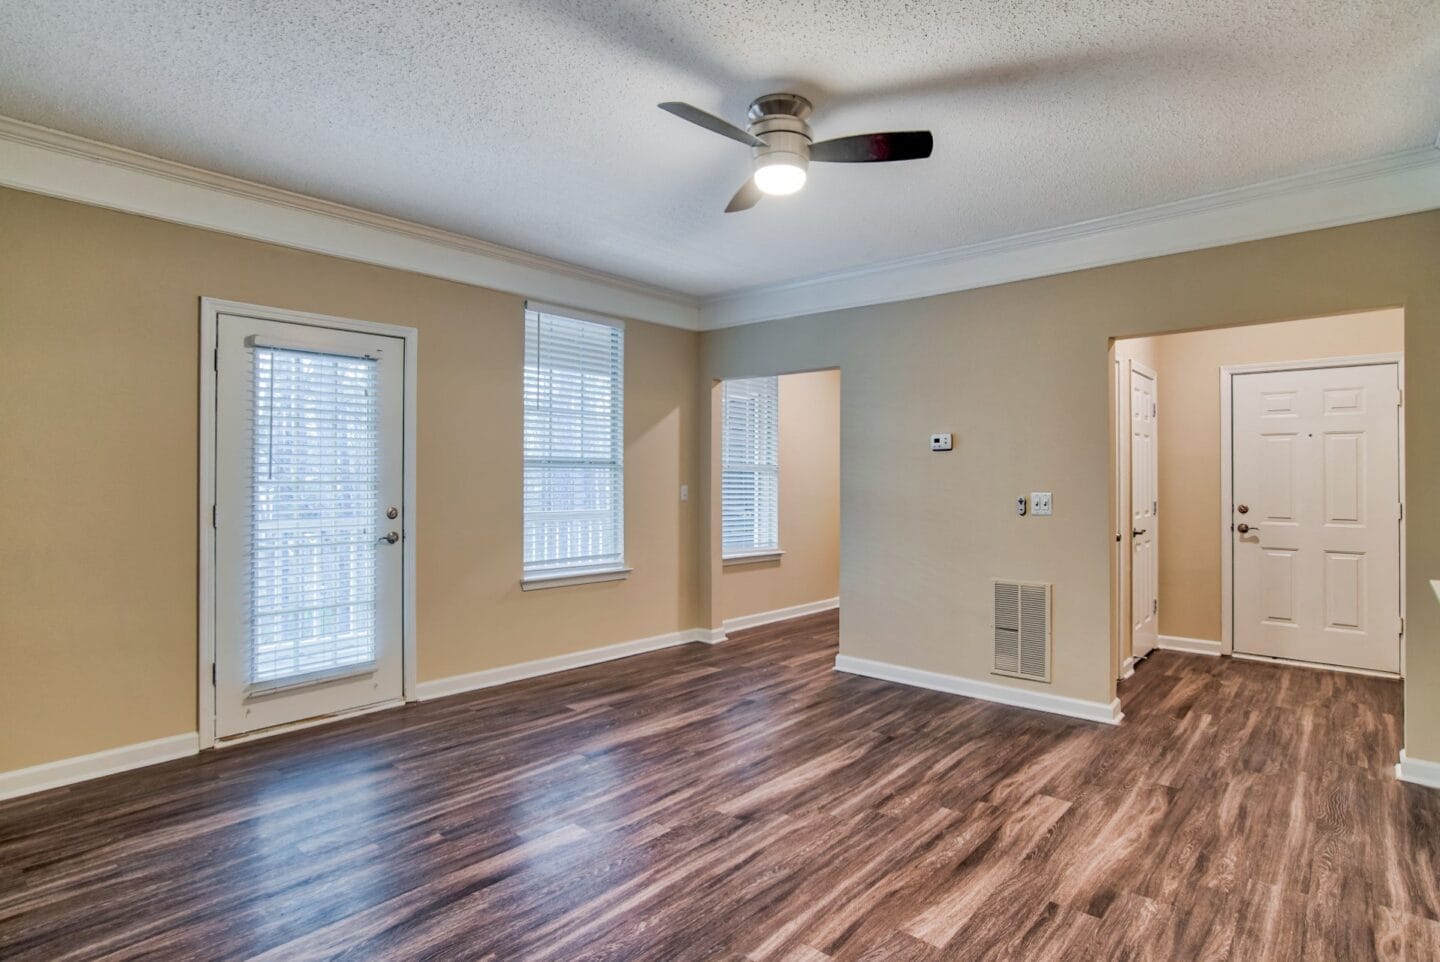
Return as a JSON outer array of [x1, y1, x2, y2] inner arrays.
[[1130, 362, 1159, 659], [215, 313, 405, 738], [1232, 363, 1400, 673]]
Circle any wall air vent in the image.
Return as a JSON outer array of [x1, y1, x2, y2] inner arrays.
[[993, 579, 1052, 683]]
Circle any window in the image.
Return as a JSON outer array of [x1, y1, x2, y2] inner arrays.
[[523, 306, 626, 582], [722, 376, 780, 558]]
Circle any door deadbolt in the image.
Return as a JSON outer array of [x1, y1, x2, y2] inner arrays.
[[1236, 504, 1249, 514], [386, 506, 399, 519]]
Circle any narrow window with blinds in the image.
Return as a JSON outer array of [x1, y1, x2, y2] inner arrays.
[[722, 376, 780, 558], [523, 307, 626, 580], [249, 345, 380, 689]]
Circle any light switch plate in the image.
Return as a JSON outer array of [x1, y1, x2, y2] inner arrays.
[[930, 433, 953, 452], [1031, 491, 1053, 516]]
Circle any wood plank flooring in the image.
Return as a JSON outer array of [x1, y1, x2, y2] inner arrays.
[[2, 610, 1438, 960]]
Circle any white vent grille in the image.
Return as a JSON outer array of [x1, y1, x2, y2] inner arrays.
[[993, 580, 1051, 683]]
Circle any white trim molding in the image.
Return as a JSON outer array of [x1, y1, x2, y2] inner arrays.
[[722, 597, 839, 634], [0, 733, 199, 801], [701, 146, 1440, 328], [834, 654, 1123, 725], [0, 116, 699, 331], [1396, 750, 1440, 790], [1157, 635, 1223, 657], [416, 628, 713, 701], [1119, 655, 1138, 680], [695, 627, 729, 645], [3, 116, 1438, 334], [521, 566, 633, 591]]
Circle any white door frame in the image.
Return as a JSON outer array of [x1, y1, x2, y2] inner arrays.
[[199, 297, 419, 750], [1113, 355, 1158, 680], [1219, 352, 1404, 673]]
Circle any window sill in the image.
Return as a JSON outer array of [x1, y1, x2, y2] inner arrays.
[[521, 565, 633, 591], [722, 550, 785, 567]]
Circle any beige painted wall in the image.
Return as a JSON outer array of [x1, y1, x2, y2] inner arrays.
[[699, 211, 1440, 764], [1122, 310, 1404, 645], [719, 370, 841, 622], [5, 185, 1440, 773], [0, 188, 701, 771]]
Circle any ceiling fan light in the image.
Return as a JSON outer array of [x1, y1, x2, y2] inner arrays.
[[753, 155, 808, 195]]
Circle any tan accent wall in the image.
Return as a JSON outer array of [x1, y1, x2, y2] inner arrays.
[[1123, 310, 1404, 645], [699, 211, 1440, 765], [719, 370, 841, 623], [0, 188, 701, 772]]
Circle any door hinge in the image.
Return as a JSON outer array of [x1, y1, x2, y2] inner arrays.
[[212, 504, 217, 528], [213, 347, 218, 372], [1397, 388, 1403, 408], [211, 662, 217, 685], [1153, 598, 1159, 615], [1398, 502, 1404, 521]]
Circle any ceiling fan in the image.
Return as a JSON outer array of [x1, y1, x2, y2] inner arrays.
[[658, 93, 934, 212]]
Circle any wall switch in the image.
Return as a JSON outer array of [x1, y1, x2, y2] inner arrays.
[[1016, 496, 1028, 516], [930, 433, 953, 452], [679, 484, 689, 502], [1031, 491, 1053, 516]]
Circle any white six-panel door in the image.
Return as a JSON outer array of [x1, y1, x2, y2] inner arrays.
[[214, 313, 406, 738], [1130, 362, 1159, 660], [1231, 363, 1401, 673]]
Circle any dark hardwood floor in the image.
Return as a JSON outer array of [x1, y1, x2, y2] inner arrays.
[[2, 610, 1438, 960]]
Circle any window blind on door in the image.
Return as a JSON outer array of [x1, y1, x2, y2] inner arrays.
[[523, 307, 625, 576], [249, 345, 381, 689], [722, 376, 780, 555]]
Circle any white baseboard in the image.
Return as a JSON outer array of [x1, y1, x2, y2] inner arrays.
[[834, 654, 1123, 725], [0, 732, 199, 802], [416, 627, 712, 701], [694, 627, 728, 645], [1396, 750, 1440, 790], [1119, 656, 1138, 680], [722, 597, 839, 634], [1158, 635, 1223, 656]]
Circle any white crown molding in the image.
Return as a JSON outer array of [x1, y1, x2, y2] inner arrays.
[[834, 654, 1123, 725], [0, 733, 199, 801], [5, 115, 1438, 334], [701, 145, 1440, 329], [0, 116, 701, 331]]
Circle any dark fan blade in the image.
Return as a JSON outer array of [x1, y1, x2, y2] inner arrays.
[[659, 102, 765, 148], [809, 131, 933, 163], [725, 178, 762, 213]]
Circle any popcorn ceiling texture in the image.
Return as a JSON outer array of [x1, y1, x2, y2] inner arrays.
[[1, 0, 1436, 297]]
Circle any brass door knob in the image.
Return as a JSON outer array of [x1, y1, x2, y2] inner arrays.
[[1236, 523, 1251, 534]]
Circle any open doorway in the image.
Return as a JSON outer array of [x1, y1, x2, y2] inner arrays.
[[712, 370, 841, 636], [1112, 308, 1404, 682]]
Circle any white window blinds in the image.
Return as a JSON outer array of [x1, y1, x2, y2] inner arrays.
[[523, 307, 625, 576], [249, 345, 380, 688], [722, 376, 780, 555]]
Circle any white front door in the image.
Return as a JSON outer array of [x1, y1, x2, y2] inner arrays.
[[1232, 363, 1401, 673], [1130, 362, 1159, 659], [215, 313, 406, 738]]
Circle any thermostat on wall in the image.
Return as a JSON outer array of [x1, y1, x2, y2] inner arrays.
[[930, 433, 953, 452]]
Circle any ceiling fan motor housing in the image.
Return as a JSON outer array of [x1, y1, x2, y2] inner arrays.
[[748, 93, 813, 180]]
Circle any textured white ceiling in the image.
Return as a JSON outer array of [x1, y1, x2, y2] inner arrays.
[[2, 1, 1437, 298]]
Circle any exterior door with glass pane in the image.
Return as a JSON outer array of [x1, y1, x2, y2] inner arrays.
[[215, 313, 405, 738]]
